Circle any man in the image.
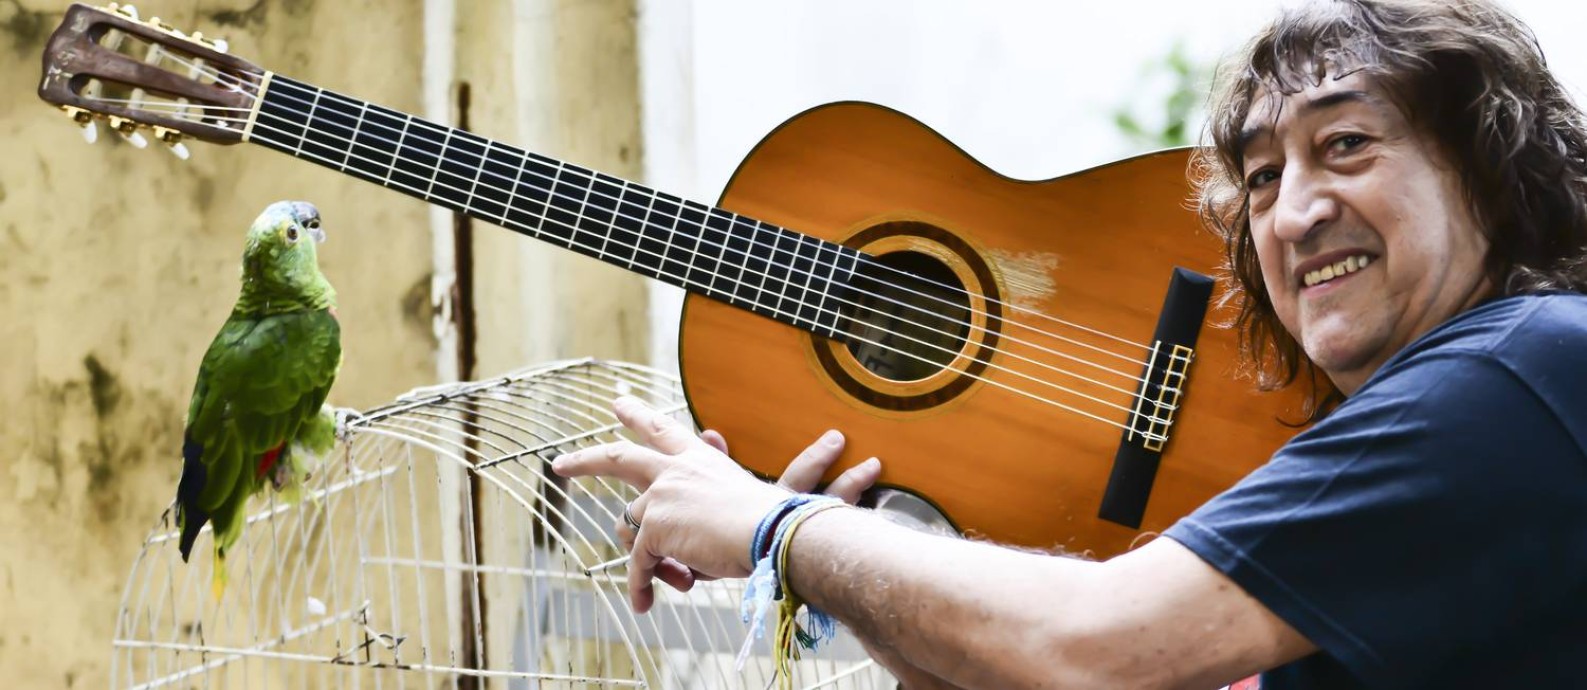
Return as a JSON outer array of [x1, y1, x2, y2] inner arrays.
[[554, 0, 1587, 686]]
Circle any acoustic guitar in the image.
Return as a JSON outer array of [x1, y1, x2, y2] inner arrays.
[[37, 3, 1306, 557]]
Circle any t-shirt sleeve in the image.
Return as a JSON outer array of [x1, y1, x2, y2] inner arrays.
[[1163, 352, 1587, 687]]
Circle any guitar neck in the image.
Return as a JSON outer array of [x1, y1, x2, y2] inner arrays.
[[244, 73, 860, 341]]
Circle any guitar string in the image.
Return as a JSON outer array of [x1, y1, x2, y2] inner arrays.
[[102, 87, 1178, 393], [245, 114, 1177, 435], [97, 76, 1191, 437], [167, 54, 1176, 364], [99, 96, 1187, 434], [123, 97, 1185, 427], [102, 92, 1193, 431], [240, 81, 1188, 380]]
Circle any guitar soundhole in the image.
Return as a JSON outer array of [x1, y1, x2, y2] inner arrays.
[[842, 251, 971, 382]]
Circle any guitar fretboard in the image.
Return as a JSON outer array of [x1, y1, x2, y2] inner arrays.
[[247, 74, 860, 341]]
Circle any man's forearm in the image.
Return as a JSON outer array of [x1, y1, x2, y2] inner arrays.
[[781, 507, 1103, 688]]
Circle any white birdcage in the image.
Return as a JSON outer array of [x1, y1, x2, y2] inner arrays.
[[112, 358, 897, 689]]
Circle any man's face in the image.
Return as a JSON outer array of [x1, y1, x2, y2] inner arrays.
[[1241, 72, 1493, 394]]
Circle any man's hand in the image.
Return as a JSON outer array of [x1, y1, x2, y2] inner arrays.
[[553, 396, 790, 612]]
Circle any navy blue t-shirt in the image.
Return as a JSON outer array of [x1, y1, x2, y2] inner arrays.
[[1164, 294, 1587, 689]]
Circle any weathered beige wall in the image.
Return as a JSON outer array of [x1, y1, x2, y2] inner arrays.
[[0, 0, 647, 686], [463, 0, 650, 377], [451, 0, 650, 681]]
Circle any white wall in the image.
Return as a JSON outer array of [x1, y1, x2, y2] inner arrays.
[[641, 0, 1587, 372]]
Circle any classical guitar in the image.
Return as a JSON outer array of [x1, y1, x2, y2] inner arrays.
[[37, 4, 1306, 557]]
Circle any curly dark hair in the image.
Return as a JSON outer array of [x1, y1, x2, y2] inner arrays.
[[1195, 0, 1587, 409]]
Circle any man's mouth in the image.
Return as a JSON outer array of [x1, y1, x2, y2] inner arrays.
[[1301, 254, 1373, 288]]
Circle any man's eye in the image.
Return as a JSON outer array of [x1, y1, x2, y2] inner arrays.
[[1246, 169, 1279, 189], [1330, 134, 1368, 152]]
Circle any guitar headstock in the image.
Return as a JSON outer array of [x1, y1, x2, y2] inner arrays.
[[37, 3, 265, 157]]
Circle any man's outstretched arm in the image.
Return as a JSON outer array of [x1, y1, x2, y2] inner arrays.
[[553, 396, 1314, 689]]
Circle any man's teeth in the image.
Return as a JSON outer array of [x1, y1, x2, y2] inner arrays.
[[1303, 255, 1372, 288]]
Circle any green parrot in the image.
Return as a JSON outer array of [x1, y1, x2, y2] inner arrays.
[[176, 200, 342, 596]]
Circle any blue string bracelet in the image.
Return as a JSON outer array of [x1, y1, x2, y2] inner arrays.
[[737, 494, 842, 668]]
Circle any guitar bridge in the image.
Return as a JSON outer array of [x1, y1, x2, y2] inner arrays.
[[1098, 267, 1214, 529]]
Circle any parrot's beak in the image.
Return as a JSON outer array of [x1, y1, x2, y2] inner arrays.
[[309, 225, 327, 244]]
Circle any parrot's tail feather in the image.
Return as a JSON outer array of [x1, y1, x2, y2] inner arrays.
[[175, 432, 211, 563], [177, 507, 209, 563]]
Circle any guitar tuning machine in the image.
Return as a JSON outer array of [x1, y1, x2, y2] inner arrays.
[[153, 126, 191, 160], [107, 116, 148, 149], [61, 106, 100, 144], [145, 16, 185, 40], [188, 31, 230, 53], [106, 3, 140, 21]]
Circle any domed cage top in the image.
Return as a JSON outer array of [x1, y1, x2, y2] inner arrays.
[[113, 358, 896, 689]]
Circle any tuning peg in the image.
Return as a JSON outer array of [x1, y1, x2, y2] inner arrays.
[[154, 127, 190, 160], [108, 116, 148, 149], [107, 3, 140, 21], [186, 31, 229, 54], [61, 107, 100, 144]]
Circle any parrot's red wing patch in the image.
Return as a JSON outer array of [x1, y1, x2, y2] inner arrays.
[[256, 443, 286, 478]]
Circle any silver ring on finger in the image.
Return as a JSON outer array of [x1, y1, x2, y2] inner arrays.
[[622, 502, 642, 531]]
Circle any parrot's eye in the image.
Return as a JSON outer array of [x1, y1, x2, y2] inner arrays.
[[286, 226, 300, 242]]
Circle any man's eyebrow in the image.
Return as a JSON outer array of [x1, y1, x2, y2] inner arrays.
[[1235, 89, 1379, 160]]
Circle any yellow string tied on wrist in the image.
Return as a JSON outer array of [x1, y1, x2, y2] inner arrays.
[[769, 501, 849, 689]]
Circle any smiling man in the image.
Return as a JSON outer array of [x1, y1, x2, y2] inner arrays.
[[553, 1, 1587, 687]]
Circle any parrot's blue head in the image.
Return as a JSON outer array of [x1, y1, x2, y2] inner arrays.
[[240, 200, 334, 304]]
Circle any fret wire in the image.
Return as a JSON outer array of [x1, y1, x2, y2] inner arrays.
[[424, 127, 455, 200], [661, 196, 690, 286], [639, 182, 663, 277], [465, 138, 492, 216], [748, 220, 775, 316], [571, 168, 599, 260], [341, 99, 369, 172], [680, 203, 708, 298], [381, 114, 413, 187], [501, 141, 531, 230], [815, 238, 843, 337], [291, 86, 323, 158], [610, 177, 635, 270], [772, 229, 796, 321]]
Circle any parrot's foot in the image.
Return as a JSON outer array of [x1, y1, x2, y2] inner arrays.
[[333, 406, 367, 442]]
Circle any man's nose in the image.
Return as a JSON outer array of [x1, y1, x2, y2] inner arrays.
[[1271, 168, 1339, 244]]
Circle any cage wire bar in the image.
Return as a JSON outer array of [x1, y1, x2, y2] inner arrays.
[[112, 358, 897, 689]]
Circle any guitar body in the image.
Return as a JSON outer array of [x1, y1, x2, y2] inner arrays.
[[682, 103, 1307, 556]]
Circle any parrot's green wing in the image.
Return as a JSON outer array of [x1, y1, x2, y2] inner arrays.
[[176, 309, 341, 585]]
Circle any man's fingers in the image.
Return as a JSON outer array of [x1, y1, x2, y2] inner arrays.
[[628, 533, 662, 614], [700, 429, 729, 455], [825, 457, 882, 505], [777, 429, 845, 493], [654, 557, 697, 593], [613, 396, 697, 455], [551, 440, 665, 489]]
